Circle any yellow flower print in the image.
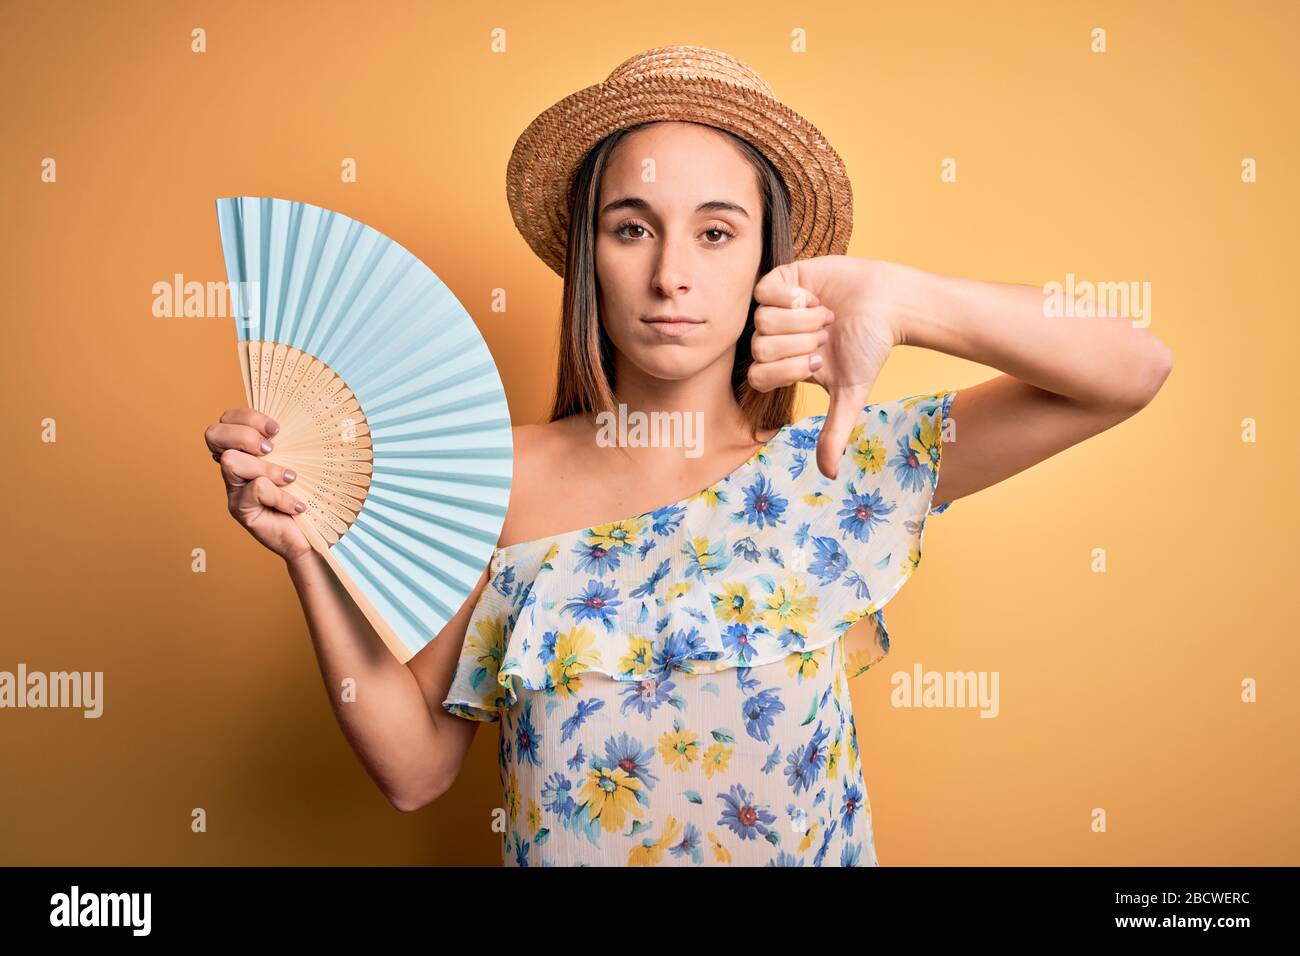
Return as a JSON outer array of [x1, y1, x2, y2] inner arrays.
[[702, 741, 733, 779], [619, 635, 654, 676], [587, 518, 644, 551], [711, 581, 755, 624], [628, 815, 684, 866], [909, 397, 945, 473], [797, 818, 820, 854], [527, 798, 541, 835], [579, 765, 644, 833], [901, 390, 947, 412], [539, 541, 559, 569], [902, 546, 922, 574], [506, 770, 519, 826], [827, 735, 841, 780], [838, 604, 881, 641], [688, 486, 726, 508], [547, 626, 602, 699], [784, 647, 825, 681], [466, 615, 505, 678], [666, 581, 694, 601], [707, 831, 732, 864], [683, 534, 730, 576], [845, 649, 877, 680], [658, 726, 702, 771], [760, 576, 818, 639], [851, 432, 887, 476], [802, 490, 834, 507]]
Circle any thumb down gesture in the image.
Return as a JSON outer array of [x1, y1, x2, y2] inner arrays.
[[748, 256, 903, 480]]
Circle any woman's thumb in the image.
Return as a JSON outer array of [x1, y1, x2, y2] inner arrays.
[[816, 386, 869, 481]]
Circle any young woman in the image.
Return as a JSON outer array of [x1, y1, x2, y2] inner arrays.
[[202, 46, 1172, 866]]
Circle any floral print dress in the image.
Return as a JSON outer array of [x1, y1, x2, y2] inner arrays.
[[441, 390, 958, 866]]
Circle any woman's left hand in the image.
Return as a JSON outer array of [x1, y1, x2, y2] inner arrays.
[[749, 256, 907, 480]]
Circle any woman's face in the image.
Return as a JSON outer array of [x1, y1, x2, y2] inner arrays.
[[594, 121, 765, 382]]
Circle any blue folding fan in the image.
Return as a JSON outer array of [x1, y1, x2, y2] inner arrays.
[[214, 196, 513, 664]]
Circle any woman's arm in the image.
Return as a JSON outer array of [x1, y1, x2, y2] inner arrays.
[[876, 261, 1174, 508], [285, 551, 487, 811], [749, 256, 1173, 486]]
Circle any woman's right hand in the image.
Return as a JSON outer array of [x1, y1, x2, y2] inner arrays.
[[204, 408, 313, 564]]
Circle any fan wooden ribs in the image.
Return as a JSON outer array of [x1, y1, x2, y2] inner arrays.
[[240, 340, 374, 545]]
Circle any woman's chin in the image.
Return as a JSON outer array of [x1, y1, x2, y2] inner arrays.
[[626, 350, 713, 382]]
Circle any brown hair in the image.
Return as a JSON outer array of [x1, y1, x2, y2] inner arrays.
[[547, 121, 799, 441]]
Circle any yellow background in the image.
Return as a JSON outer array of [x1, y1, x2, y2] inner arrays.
[[1, 0, 1296, 865]]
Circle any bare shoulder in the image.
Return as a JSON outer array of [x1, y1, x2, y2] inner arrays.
[[498, 419, 583, 548]]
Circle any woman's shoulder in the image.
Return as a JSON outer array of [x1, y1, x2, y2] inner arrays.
[[496, 418, 590, 549]]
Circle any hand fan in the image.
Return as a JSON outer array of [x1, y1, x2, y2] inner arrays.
[[214, 196, 513, 665]]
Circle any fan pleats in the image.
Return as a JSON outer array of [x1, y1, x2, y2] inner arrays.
[[216, 196, 513, 664]]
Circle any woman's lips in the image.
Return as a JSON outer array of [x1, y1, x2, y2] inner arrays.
[[642, 319, 703, 337]]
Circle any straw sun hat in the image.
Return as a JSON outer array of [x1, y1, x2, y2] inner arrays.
[[505, 44, 854, 277]]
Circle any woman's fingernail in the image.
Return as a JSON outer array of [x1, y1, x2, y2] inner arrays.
[[293, 501, 306, 513], [825, 311, 836, 324], [818, 329, 830, 345], [266, 420, 280, 436], [284, 469, 297, 482], [809, 353, 824, 372], [260, 441, 273, 454]]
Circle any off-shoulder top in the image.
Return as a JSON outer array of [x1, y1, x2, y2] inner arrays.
[[441, 389, 958, 866]]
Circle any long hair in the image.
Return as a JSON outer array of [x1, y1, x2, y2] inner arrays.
[[547, 121, 799, 441]]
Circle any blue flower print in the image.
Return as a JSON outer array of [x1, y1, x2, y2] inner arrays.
[[813, 818, 839, 867], [512, 833, 530, 867], [561, 580, 622, 627], [839, 780, 865, 836], [766, 849, 805, 866], [541, 771, 578, 818], [890, 431, 933, 494], [619, 674, 677, 719], [516, 699, 543, 767], [785, 720, 831, 795], [572, 539, 623, 576], [717, 783, 778, 840], [720, 622, 760, 665], [560, 698, 605, 743], [732, 474, 788, 529], [807, 535, 849, 586], [598, 731, 660, 792], [669, 821, 705, 864], [629, 558, 671, 598], [655, 626, 722, 672], [731, 536, 762, 563], [491, 564, 516, 597], [836, 482, 897, 543], [741, 687, 786, 742], [648, 504, 687, 537]]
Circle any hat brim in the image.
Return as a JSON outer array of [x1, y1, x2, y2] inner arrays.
[[506, 74, 854, 277]]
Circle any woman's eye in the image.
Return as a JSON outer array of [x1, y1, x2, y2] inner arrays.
[[613, 222, 735, 243]]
